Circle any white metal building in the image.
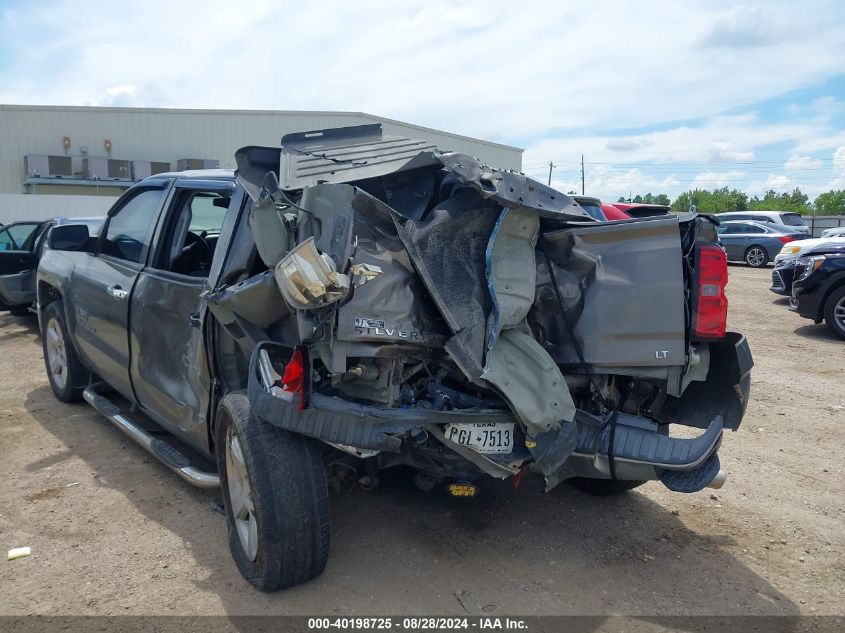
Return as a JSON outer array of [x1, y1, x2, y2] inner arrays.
[[0, 105, 523, 224]]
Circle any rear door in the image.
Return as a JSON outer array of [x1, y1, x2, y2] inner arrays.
[[69, 183, 170, 400], [0, 222, 47, 308], [128, 178, 235, 450]]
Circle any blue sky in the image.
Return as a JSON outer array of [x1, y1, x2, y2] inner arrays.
[[1, 0, 844, 201]]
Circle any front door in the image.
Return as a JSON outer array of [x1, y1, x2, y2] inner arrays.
[[129, 178, 235, 451], [0, 222, 44, 309], [69, 184, 169, 400]]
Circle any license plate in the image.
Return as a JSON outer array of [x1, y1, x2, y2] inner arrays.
[[443, 422, 514, 454]]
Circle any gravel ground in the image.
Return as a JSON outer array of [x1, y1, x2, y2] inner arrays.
[[0, 266, 842, 617]]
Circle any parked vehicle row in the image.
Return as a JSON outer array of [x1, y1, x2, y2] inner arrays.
[[715, 220, 806, 268]]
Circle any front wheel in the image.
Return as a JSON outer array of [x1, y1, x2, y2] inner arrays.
[[215, 392, 330, 591], [744, 246, 769, 268], [823, 286, 845, 340], [41, 301, 86, 402]]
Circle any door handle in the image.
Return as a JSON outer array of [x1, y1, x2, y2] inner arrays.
[[106, 285, 128, 300]]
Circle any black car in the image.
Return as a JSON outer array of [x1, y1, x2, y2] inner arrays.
[[770, 257, 797, 296], [789, 243, 845, 340], [0, 217, 103, 314]]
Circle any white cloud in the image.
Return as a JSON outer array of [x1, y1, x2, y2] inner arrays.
[[747, 174, 793, 196], [605, 138, 653, 152], [0, 0, 843, 143], [87, 85, 143, 107], [1, 1, 844, 200], [692, 170, 746, 188], [705, 142, 754, 162], [784, 155, 823, 170]]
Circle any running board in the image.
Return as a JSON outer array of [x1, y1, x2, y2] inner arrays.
[[82, 387, 220, 489]]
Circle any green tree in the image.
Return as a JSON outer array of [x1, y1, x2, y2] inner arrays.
[[654, 193, 670, 206], [814, 190, 845, 215], [633, 194, 643, 203], [670, 187, 748, 213], [748, 187, 811, 213], [617, 196, 627, 203]]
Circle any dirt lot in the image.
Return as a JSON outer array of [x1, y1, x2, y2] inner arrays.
[[0, 266, 842, 617]]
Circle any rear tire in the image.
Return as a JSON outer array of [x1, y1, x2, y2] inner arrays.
[[823, 286, 845, 341], [567, 478, 647, 496], [215, 392, 330, 591], [41, 301, 85, 402], [744, 246, 768, 268]]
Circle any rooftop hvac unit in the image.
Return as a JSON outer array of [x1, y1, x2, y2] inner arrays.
[[82, 157, 132, 180], [131, 160, 171, 181], [24, 154, 73, 178], [177, 158, 220, 171]]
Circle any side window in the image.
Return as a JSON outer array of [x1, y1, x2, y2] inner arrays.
[[157, 188, 230, 276], [718, 224, 740, 234], [102, 188, 166, 263], [746, 225, 766, 234], [0, 223, 39, 251], [0, 228, 13, 251]]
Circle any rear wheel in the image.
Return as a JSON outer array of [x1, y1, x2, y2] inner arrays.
[[41, 301, 85, 402], [744, 246, 768, 268], [215, 392, 330, 591], [567, 478, 647, 496], [823, 286, 845, 340]]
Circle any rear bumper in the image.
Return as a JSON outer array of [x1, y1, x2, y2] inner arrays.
[[247, 339, 749, 492]]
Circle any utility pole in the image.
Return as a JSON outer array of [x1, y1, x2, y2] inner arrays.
[[547, 161, 555, 186], [580, 154, 585, 195]]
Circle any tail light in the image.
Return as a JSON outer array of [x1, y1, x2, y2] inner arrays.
[[779, 236, 796, 244], [692, 244, 728, 341], [282, 347, 309, 410]]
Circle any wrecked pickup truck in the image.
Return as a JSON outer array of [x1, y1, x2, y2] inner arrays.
[[37, 124, 752, 591]]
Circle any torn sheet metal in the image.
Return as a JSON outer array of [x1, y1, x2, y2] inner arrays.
[[297, 184, 357, 270], [485, 207, 539, 353], [393, 188, 501, 380], [527, 420, 581, 491], [437, 152, 591, 220], [331, 187, 449, 347], [481, 329, 575, 435], [249, 194, 293, 268]]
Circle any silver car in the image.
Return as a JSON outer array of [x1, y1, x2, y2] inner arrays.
[[716, 220, 806, 268]]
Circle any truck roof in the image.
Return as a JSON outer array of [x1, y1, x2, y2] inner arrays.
[[146, 168, 235, 181]]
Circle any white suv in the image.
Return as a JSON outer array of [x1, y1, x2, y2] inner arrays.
[[715, 211, 810, 235]]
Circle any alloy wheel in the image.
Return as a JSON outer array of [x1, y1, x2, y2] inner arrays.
[[226, 429, 259, 561], [45, 318, 68, 390], [835, 296, 845, 329], [746, 248, 766, 267]]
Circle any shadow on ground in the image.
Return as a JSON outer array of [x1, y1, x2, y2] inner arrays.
[[793, 323, 843, 343], [21, 381, 799, 619]]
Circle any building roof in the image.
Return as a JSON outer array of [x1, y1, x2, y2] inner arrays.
[[0, 104, 523, 153]]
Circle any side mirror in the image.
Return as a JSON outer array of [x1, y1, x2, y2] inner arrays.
[[48, 224, 92, 252]]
